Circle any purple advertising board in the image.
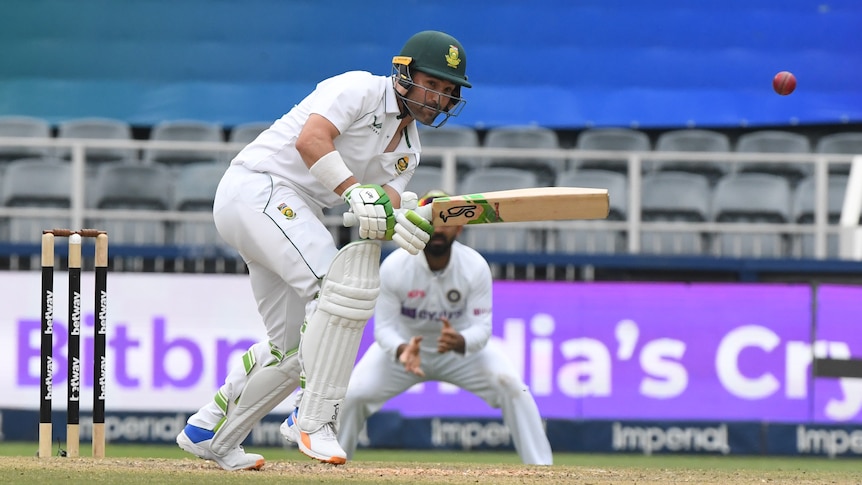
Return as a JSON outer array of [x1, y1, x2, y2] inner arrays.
[[812, 285, 862, 423], [365, 281, 862, 423]]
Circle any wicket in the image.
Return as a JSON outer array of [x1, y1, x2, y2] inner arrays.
[[39, 229, 108, 458]]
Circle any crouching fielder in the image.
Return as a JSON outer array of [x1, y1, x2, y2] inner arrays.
[[337, 191, 553, 465]]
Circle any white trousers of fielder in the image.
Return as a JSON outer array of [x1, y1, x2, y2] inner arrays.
[[337, 340, 554, 465]]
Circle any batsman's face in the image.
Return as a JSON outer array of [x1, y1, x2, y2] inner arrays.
[[424, 225, 462, 257], [405, 72, 458, 125]]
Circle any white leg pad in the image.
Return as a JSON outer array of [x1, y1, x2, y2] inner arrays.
[[211, 351, 301, 454], [297, 240, 381, 432]]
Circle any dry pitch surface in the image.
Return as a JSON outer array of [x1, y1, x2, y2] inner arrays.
[[2, 455, 862, 485]]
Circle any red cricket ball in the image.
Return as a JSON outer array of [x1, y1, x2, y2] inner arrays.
[[773, 71, 796, 96]]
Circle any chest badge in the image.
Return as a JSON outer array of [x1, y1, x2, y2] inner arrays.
[[395, 156, 409, 174], [277, 202, 296, 220]]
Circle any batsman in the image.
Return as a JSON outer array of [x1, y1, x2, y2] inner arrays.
[[176, 30, 472, 469]]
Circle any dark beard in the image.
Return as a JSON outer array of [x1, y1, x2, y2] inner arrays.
[[424, 235, 452, 257]]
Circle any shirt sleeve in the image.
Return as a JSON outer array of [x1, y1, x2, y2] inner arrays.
[[306, 72, 378, 135], [374, 253, 409, 360], [457, 251, 494, 356]]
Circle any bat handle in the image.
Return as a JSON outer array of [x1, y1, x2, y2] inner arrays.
[[343, 205, 432, 228]]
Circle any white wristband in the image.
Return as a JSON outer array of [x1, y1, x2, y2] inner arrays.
[[308, 150, 354, 193]]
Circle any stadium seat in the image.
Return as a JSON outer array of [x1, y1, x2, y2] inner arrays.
[[792, 174, 850, 258], [406, 165, 446, 198], [735, 130, 812, 184], [89, 163, 172, 245], [640, 171, 711, 255], [0, 157, 72, 242], [0, 116, 52, 163], [553, 169, 627, 254], [653, 129, 731, 183], [571, 127, 651, 174], [56, 117, 136, 168], [711, 173, 792, 258], [144, 120, 225, 167], [417, 124, 481, 175], [483, 125, 561, 186], [458, 168, 543, 253], [815, 132, 862, 174]]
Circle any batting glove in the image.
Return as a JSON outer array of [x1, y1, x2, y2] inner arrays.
[[344, 184, 395, 240], [393, 208, 433, 255]]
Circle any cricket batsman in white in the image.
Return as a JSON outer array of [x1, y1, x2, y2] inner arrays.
[[177, 31, 472, 469], [337, 190, 554, 465]]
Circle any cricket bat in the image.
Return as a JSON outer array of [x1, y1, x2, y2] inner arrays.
[[344, 187, 609, 227]]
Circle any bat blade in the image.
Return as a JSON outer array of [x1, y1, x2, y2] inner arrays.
[[428, 187, 609, 226]]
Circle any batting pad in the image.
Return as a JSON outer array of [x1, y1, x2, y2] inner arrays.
[[297, 240, 381, 432], [211, 351, 301, 454]]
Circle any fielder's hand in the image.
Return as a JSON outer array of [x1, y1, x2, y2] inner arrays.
[[398, 336, 425, 377], [438, 317, 465, 354], [343, 184, 395, 240]]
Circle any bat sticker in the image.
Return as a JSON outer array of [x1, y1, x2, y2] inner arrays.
[[439, 205, 477, 222]]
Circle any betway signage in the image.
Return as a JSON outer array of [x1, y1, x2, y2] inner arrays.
[[3, 273, 861, 422]]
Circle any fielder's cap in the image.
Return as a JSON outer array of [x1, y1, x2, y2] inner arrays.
[[418, 189, 449, 207]]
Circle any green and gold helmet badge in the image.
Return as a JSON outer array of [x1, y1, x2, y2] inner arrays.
[[445, 45, 461, 69]]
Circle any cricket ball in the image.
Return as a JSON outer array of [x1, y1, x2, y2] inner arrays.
[[773, 71, 796, 96]]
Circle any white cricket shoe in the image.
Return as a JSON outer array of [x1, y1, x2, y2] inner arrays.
[[280, 408, 347, 465], [177, 424, 265, 471]]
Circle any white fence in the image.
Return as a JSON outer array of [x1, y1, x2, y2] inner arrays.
[[0, 136, 860, 262]]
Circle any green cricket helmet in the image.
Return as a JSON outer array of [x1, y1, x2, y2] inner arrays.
[[392, 31, 470, 127]]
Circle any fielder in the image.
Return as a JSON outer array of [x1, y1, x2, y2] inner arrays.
[[176, 31, 472, 470], [337, 191, 554, 465]]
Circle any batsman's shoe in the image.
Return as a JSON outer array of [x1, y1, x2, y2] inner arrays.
[[280, 408, 347, 465], [177, 424, 265, 471]]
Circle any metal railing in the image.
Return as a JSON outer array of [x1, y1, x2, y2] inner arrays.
[[0, 136, 860, 266]]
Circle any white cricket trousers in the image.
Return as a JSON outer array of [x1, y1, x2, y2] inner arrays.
[[187, 164, 338, 430], [337, 340, 554, 465]]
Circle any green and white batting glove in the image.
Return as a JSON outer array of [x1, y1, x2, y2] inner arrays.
[[344, 183, 395, 240], [393, 208, 433, 255]]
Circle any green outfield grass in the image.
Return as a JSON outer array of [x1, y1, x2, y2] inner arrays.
[[1, 442, 861, 484]]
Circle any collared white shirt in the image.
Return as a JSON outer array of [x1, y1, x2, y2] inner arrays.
[[233, 71, 421, 208], [374, 241, 494, 358]]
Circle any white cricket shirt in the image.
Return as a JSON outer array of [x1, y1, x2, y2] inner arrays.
[[374, 241, 493, 358], [232, 71, 421, 208]]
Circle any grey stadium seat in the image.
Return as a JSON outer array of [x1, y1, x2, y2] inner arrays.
[[1, 157, 72, 242], [144, 120, 224, 166], [417, 124, 481, 175], [640, 171, 711, 255], [654, 129, 731, 182], [89, 163, 172, 245], [406, 165, 446, 199], [815, 132, 862, 175], [483, 125, 561, 186], [792, 174, 849, 258], [56, 117, 136, 168], [0, 116, 52, 163], [554, 169, 627, 254], [735, 130, 812, 184], [572, 127, 651, 174], [457, 167, 543, 253], [711, 173, 792, 258]]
